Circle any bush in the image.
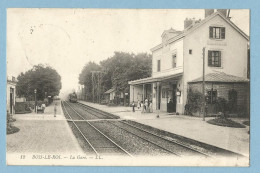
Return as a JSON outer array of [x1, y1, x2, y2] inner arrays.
[[185, 89, 203, 116], [237, 105, 247, 117], [15, 102, 32, 114], [7, 111, 15, 123], [215, 97, 228, 114], [216, 112, 228, 119], [243, 121, 250, 126], [6, 112, 20, 135], [207, 118, 246, 128]]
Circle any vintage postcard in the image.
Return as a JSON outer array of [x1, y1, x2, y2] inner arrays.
[[6, 8, 250, 166]]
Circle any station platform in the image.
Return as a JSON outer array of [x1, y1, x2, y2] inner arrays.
[[6, 100, 84, 165], [78, 100, 250, 157]]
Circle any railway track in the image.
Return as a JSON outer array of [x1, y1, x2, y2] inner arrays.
[[61, 101, 133, 158], [65, 101, 210, 157], [75, 102, 118, 119]]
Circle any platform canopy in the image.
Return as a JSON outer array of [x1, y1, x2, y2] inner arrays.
[[128, 72, 183, 85], [189, 72, 249, 83]]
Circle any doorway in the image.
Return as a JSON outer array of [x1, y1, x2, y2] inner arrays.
[[167, 84, 177, 113], [10, 88, 14, 114], [158, 85, 161, 110], [171, 84, 177, 112]]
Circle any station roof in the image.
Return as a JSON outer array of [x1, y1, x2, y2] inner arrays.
[[104, 88, 116, 94], [189, 72, 249, 83], [150, 11, 249, 52], [128, 72, 183, 85]]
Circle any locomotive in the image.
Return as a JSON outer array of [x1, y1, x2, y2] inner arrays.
[[69, 92, 77, 103]]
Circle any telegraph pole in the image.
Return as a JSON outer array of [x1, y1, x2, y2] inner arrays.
[[91, 72, 95, 103], [97, 72, 101, 104], [202, 47, 206, 121], [91, 71, 104, 104], [99, 72, 104, 104]]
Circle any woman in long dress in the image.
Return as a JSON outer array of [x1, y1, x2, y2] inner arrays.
[[137, 100, 140, 109], [145, 99, 148, 113], [141, 101, 144, 113]]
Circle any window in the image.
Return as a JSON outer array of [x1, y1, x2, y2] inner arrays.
[[172, 54, 177, 68], [157, 60, 161, 72], [206, 90, 217, 104], [208, 50, 221, 67], [209, 27, 225, 39], [189, 49, 192, 54]]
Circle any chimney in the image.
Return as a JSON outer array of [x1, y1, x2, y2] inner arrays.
[[205, 9, 214, 18], [184, 18, 201, 29], [184, 18, 193, 29], [217, 9, 227, 17]]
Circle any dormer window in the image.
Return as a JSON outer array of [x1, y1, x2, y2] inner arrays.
[[209, 27, 225, 39], [162, 34, 168, 47]]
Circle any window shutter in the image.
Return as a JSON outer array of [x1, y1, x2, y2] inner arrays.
[[221, 27, 225, 39], [209, 27, 213, 38], [218, 51, 221, 67], [208, 51, 212, 66]]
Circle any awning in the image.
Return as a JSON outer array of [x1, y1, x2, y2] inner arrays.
[[128, 72, 183, 85], [189, 72, 249, 83]]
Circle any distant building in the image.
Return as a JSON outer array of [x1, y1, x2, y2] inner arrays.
[[7, 76, 17, 114], [104, 88, 116, 102], [104, 88, 124, 103], [129, 10, 249, 115]]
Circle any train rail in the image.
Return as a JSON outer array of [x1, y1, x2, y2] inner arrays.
[[62, 101, 133, 157], [70, 101, 210, 157], [76, 102, 118, 119]]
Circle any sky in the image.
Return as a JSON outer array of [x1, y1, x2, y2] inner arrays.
[[7, 9, 250, 95]]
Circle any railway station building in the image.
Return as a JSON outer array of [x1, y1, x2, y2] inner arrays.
[[129, 10, 249, 115], [7, 76, 17, 114]]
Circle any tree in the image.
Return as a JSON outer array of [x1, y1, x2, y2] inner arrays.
[[16, 64, 62, 101], [127, 53, 152, 81], [78, 61, 101, 101], [110, 52, 133, 92], [79, 52, 152, 104], [102, 52, 152, 104], [101, 52, 152, 92]]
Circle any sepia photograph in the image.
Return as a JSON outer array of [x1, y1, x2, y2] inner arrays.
[[6, 8, 250, 166]]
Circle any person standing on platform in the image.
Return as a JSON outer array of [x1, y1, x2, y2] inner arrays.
[[149, 102, 153, 113], [41, 103, 46, 113], [169, 99, 173, 113], [54, 103, 57, 117], [141, 101, 144, 113], [137, 100, 140, 109], [132, 101, 135, 112], [145, 98, 148, 113]]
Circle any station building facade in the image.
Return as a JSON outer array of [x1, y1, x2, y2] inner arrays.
[[7, 76, 17, 114], [129, 11, 249, 115]]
